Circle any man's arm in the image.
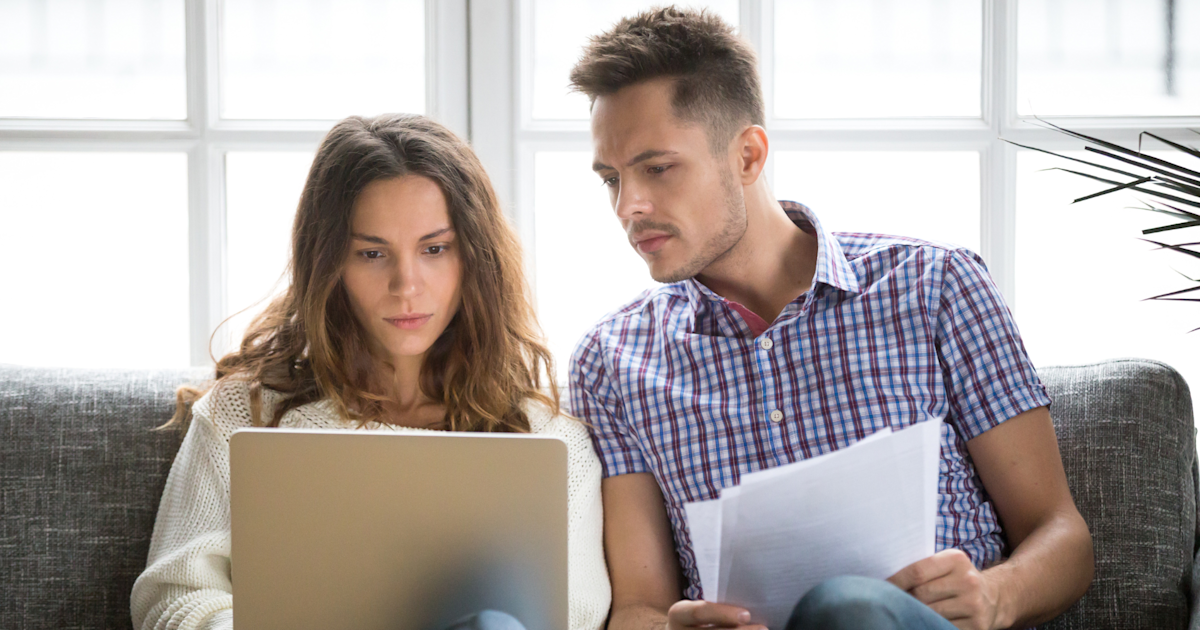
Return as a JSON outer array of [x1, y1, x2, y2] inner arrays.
[[889, 406, 1093, 629], [603, 473, 765, 630]]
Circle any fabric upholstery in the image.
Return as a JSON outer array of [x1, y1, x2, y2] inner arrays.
[[0, 365, 210, 630], [1040, 359, 1196, 630], [1, 359, 1196, 629]]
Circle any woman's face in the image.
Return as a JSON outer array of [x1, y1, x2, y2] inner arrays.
[[342, 175, 463, 365]]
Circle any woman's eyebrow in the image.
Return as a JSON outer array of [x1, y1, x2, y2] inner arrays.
[[350, 233, 388, 244], [419, 227, 454, 241]]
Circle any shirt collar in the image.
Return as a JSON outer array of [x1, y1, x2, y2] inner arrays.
[[683, 200, 862, 306]]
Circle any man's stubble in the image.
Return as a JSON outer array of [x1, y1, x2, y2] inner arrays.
[[651, 165, 748, 284]]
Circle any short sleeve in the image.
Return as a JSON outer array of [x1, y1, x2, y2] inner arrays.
[[935, 249, 1053, 440], [568, 328, 650, 477]]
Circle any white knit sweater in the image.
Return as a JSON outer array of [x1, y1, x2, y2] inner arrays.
[[130, 380, 611, 630]]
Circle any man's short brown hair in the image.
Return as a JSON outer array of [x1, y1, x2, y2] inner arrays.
[[569, 6, 764, 153]]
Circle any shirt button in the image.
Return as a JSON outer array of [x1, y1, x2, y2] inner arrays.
[[769, 409, 784, 423], [759, 337, 774, 350]]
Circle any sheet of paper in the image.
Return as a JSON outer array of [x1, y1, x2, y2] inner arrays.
[[683, 497, 722, 600], [683, 419, 942, 629]]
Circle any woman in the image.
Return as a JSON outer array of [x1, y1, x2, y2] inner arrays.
[[130, 114, 611, 630]]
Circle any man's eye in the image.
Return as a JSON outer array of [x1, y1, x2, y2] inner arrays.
[[602, 177, 619, 188], [648, 165, 668, 175]]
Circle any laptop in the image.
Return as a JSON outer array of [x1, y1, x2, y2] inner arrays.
[[229, 428, 569, 630]]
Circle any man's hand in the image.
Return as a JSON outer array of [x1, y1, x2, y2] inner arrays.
[[887, 549, 1006, 630], [667, 600, 766, 630]]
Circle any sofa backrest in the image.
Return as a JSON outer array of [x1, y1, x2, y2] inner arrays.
[[1040, 359, 1197, 630], [1, 360, 1196, 629], [1, 365, 208, 630]]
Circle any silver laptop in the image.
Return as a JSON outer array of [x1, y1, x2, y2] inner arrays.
[[230, 428, 568, 630]]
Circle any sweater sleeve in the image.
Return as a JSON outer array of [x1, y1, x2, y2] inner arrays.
[[131, 406, 235, 630], [555, 414, 613, 630]]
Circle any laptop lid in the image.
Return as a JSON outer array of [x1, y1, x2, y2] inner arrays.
[[230, 428, 568, 630]]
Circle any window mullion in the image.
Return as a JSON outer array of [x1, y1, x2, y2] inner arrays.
[[427, 0, 470, 139], [185, 0, 225, 366], [981, 0, 1019, 306]]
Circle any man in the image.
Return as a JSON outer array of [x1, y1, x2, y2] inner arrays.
[[566, 7, 1093, 630]]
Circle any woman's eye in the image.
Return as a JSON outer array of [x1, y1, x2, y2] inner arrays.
[[361, 250, 384, 260], [425, 245, 446, 255]]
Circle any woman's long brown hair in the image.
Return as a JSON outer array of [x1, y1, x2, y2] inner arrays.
[[168, 114, 557, 432]]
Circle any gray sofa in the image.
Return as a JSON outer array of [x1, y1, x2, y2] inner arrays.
[[1, 359, 1196, 629]]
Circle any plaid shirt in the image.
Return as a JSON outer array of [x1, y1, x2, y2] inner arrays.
[[568, 201, 1052, 600]]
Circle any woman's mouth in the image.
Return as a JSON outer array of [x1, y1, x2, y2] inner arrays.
[[385, 314, 433, 330]]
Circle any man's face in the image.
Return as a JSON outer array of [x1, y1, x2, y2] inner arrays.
[[591, 78, 747, 283]]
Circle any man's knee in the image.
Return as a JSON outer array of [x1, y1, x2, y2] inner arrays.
[[787, 576, 908, 630]]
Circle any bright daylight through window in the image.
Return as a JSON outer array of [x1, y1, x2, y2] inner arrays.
[[0, 0, 1197, 423]]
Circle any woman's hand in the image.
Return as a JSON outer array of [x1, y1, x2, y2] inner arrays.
[[667, 600, 767, 630]]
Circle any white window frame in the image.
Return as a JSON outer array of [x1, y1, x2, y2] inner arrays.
[[0, 0, 469, 367], [469, 0, 1200, 312]]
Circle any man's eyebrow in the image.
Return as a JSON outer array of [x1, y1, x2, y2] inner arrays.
[[625, 149, 677, 167], [592, 149, 679, 172]]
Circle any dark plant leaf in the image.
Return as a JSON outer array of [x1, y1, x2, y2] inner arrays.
[[1084, 146, 1200, 189], [1153, 201, 1200, 220], [1131, 202, 1200, 222], [1142, 132, 1200, 160], [1153, 178, 1200, 199], [1003, 139, 1141, 178], [1143, 220, 1200, 234], [1051, 168, 1200, 209], [1073, 176, 1153, 203], [1140, 239, 1200, 261], [1145, 285, 1200, 300]]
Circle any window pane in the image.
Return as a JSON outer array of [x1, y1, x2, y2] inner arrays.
[[774, 0, 982, 119], [773, 152, 981, 252], [0, 152, 189, 367], [534, 152, 660, 375], [1015, 150, 1200, 423], [221, 0, 424, 120], [0, 0, 186, 119], [223, 151, 314, 357], [1017, 0, 1200, 116], [530, 0, 739, 121]]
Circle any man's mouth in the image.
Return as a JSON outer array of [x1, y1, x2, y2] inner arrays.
[[632, 233, 672, 254]]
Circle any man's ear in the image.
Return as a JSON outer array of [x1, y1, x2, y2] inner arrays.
[[736, 125, 769, 186]]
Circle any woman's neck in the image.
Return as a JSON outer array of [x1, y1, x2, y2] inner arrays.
[[377, 354, 446, 429]]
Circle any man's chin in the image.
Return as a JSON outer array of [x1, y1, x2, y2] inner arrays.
[[647, 259, 697, 284]]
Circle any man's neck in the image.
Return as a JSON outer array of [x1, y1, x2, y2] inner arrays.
[[694, 180, 818, 325]]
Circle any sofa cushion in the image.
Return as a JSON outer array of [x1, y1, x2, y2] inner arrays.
[[0, 365, 209, 630], [1040, 359, 1197, 630]]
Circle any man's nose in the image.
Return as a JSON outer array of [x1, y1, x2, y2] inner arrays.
[[614, 181, 652, 220]]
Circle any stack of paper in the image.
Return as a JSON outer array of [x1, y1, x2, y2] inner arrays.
[[683, 419, 943, 629]]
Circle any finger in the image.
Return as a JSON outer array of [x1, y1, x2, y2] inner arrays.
[[927, 595, 977, 621], [908, 570, 972, 605], [887, 550, 965, 591], [668, 600, 752, 627]]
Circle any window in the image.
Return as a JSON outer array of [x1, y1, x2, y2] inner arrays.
[[0, 0, 466, 366], [469, 0, 1200, 419], [4, 1, 1198, 423]]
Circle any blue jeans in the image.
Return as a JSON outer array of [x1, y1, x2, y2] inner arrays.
[[785, 576, 958, 630], [443, 610, 526, 630]]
